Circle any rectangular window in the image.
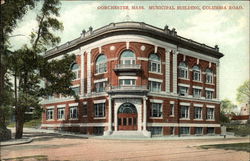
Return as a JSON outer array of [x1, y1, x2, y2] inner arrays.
[[206, 74, 213, 84], [83, 104, 87, 116], [149, 127, 163, 136], [95, 81, 106, 92], [96, 63, 107, 74], [170, 127, 175, 135], [170, 103, 174, 116], [193, 88, 201, 98], [94, 103, 105, 117], [178, 68, 188, 79], [72, 86, 80, 95], [193, 71, 200, 81], [180, 127, 190, 135], [119, 79, 136, 86], [46, 109, 54, 120], [57, 108, 65, 120], [195, 127, 203, 135], [207, 127, 215, 134], [178, 86, 188, 96], [151, 103, 162, 117], [194, 107, 202, 119], [149, 62, 161, 73], [73, 70, 80, 80], [70, 106, 78, 119], [180, 106, 189, 118], [149, 81, 161, 92], [205, 91, 213, 99], [207, 108, 214, 120]]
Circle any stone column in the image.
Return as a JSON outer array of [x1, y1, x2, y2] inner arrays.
[[81, 52, 84, 95], [173, 51, 178, 94], [216, 62, 220, 99], [143, 96, 147, 131], [165, 49, 171, 93], [87, 50, 91, 94], [108, 95, 112, 132]]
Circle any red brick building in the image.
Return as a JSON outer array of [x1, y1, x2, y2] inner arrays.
[[41, 22, 224, 137]]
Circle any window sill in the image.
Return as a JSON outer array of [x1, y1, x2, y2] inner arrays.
[[193, 80, 202, 83], [82, 115, 88, 117], [149, 71, 163, 75], [94, 117, 106, 119], [206, 119, 215, 121], [94, 72, 107, 76], [169, 115, 174, 117], [149, 117, 163, 119], [194, 119, 203, 121], [46, 119, 55, 121], [69, 118, 79, 120], [180, 118, 190, 120], [205, 83, 214, 85], [57, 119, 65, 121]]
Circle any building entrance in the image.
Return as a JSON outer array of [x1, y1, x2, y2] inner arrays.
[[117, 102, 137, 130]]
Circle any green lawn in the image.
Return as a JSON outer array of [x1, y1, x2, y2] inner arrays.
[[200, 143, 250, 152], [8, 119, 41, 128]]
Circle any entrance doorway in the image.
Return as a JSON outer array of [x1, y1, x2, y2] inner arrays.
[[117, 102, 137, 130]]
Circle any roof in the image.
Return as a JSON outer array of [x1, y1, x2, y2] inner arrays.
[[45, 21, 224, 59], [231, 115, 250, 120]]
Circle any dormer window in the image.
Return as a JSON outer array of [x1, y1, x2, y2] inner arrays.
[[96, 54, 107, 74], [71, 63, 80, 80], [178, 62, 188, 79], [120, 50, 136, 65], [192, 65, 201, 81], [149, 53, 161, 73], [205, 68, 213, 84]]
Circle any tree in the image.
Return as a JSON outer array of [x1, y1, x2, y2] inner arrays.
[[220, 99, 236, 114], [7, 0, 76, 139], [236, 80, 250, 104]]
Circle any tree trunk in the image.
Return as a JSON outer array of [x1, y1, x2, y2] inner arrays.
[[15, 108, 25, 139]]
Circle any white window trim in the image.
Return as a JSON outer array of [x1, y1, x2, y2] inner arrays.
[[169, 102, 175, 117], [57, 104, 66, 108], [148, 77, 163, 83], [178, 83, 190, 87], [94, 78, 108, 83], [207, 105, 215, 108], [170, 101, 175, 104], [194, 107, 203, 120], [193, 103, 203, 107], [94, 117, 106, 120], [83, 102, 87, 105], [193, 86, 203, 89], [47, 106, 55, 109], [118, 76, 138, 80], [205, 88, 215, 91], [94, 99, 106, 104], [69, 103, 78, 107], [180, 102, 190, 106], [150, 99, 163, 103]]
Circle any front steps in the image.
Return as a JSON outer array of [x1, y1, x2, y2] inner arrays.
[[104, 130, 151, 138]]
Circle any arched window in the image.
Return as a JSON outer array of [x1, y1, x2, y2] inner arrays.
[[71, 63, 80, 80], [178, 62, 188, 79], [205, 68, 213, 84], [192, 65, 201, 81], [149, 53, 161, 73], [120, 50, 136, 65], [96, 54, 107, 74]]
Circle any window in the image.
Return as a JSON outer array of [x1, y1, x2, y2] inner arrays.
[[149, 81, 161, 92], [180, 127, 190, 135], [120, 50, 136, 65], [170, 103, 174, 116], [96, 54, 107, 74], [178, 86, 188, 96], [194, 107, 202, 119], [193, 88, 201, 98], [149, 53, 161, 73], [170, 127, 175, 135], [94, 103, 105, 117], [93, 127, 104, 135], [195, 127, 203, 135], [119, 79, 136, 86], [70, 106, 78, 119], [95, 81, 106, 92], [207, 127, 215, 134], [180, 106, 189, 118], [205, 91, 213, 99], [192, 65, 201, 81], [149, 127, 163, 136], [178, 62, 188, 79], [83, 103, 87, 116], [72, 86, 80, 95], [71, 63, 80, 80], [205, 69, 213, 84], [151, 103, 162, 117], [46, 109, 54, 120], [207, 108, 214, 120], [57, 108, 65, 120]]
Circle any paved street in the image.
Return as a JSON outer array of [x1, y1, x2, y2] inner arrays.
[[1, 130, 249, 161]]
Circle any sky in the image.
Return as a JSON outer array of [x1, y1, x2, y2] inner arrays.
[[9, 1, 249, 105]]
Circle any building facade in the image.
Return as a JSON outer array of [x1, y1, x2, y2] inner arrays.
[[41, 22, 224, 137]]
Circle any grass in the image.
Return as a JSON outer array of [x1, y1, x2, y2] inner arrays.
[[200, 143, 250, 152], [8, 119, 41, 128], [226, 124, 250, 136], [2, 155, 48, 161]]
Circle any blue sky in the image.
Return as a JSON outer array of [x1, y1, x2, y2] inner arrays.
[[10, 1, 249, 104]]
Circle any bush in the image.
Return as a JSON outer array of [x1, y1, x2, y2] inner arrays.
[[226, 124, 250, 136], [0, 127, 11, 141]]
